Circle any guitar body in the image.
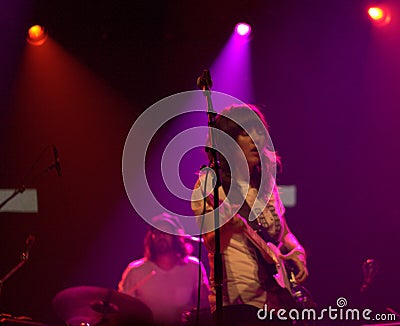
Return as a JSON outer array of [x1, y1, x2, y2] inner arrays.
[[240, 215, 315, 312]]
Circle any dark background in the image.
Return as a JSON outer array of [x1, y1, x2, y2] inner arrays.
[[1, 1, 399, 325]]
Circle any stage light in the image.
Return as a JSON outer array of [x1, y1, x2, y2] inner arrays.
[[27, 25, 48, 46], [367, 6, 391, 25], [368, 7, 383, 20], [235, 23, 251, 37]]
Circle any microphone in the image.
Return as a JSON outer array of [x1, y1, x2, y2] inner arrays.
[[53, 146, 62, 177], [197, 69, 213, 90]]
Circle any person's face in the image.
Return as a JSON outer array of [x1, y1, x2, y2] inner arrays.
[[236, 126, 266, 169], [151, 228, 174, 254]]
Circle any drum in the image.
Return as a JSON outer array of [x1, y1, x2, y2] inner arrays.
[[52, 286, 153, 326]]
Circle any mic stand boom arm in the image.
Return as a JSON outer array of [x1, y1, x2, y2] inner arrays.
[[0, 164, 55, 211], [0, 145, 61, 211]]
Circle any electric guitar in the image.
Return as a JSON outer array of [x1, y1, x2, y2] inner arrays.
[[241, 221, 318, 325], [240, 216, 293, 293], [240, 215, 316, 313], [242, 220, 315, 323]]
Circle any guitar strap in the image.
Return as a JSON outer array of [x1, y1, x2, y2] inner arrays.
[[220, 180, 279, 246]]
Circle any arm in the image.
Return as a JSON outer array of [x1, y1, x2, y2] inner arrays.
[[118, 266, 136, 295], [279, 218, 308, 283], [197, 260, 211, 309], [191, 175, 243, 252], [263, 186, 308, 283], [118, 260, 156, 297]]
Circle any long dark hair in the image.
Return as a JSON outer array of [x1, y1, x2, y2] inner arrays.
[[206, 104, 280, 194], [143, 228, 191, 262]]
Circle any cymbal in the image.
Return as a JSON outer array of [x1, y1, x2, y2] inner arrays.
[[53, 286, 153, 326]]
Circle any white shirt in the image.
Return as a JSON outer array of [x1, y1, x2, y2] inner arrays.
[[191, 172, 285, 312], [118, 256, 209, 324]]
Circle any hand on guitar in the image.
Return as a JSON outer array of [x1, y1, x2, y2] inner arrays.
[[280, 246, 308, 284]]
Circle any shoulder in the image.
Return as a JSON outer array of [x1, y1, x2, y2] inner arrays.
[[181, 255, 202, 269], [128, 257, 146, 267], [186, 256, 208, 271], [120, 258, 154, 283], [192, 169, 219, 194], [186, 255, 200, 265], [119, 258, 149, 290], [192, 172, 208, 198], [124, 258, 152, 273], [191, 170, 226, 204]]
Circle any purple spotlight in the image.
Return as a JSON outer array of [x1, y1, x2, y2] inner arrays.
[[235, 22, 251, 36]]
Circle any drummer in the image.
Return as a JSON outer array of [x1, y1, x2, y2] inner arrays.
[[118, 212, 210, 325]]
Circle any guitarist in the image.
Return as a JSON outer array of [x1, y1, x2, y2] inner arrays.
[[192, 104, 308, 325]]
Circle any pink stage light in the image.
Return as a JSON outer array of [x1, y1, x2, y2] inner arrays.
[[235, 23, 251, 37]]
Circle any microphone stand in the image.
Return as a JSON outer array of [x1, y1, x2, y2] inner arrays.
[[0, 157, 59, 211], [0, 235, 35, 301], [197, 69, 223, 325], [0, 186, 26, 211]]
